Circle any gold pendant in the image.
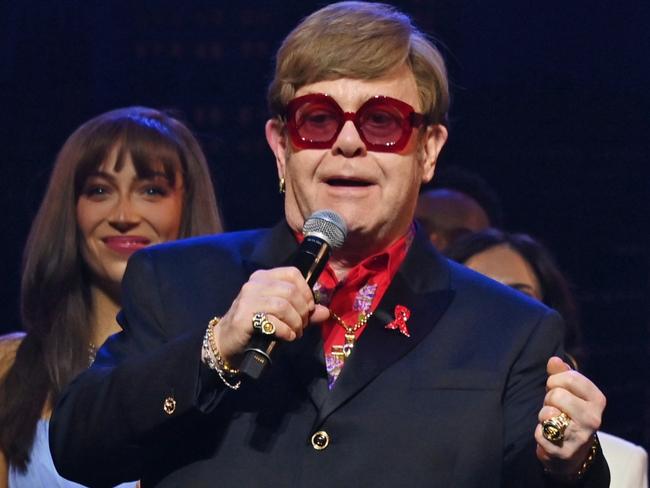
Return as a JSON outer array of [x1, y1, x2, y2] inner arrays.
[[329, 309, 372, 363], [331, 345, 346, 361], [342, 332, 356, 357]]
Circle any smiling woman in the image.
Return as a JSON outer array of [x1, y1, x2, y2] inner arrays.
[[0, 107, 222, 487], [76, 148, 185, 299]]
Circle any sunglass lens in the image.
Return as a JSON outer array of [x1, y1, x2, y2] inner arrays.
[[294, 102, 341, 143], [358, 103, 405, 147]]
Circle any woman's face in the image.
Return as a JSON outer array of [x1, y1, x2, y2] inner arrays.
[[76, 147, 184, 289], [464, 244, 543, 300]]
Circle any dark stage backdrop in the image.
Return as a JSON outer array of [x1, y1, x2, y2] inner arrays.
[[1, 0, 648, 451]]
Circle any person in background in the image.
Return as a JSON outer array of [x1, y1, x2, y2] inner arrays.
[[49, 3, 609, 487], [446, 228, 648, 488], [416, 165, 502, 251], [0, 106, 223, 487]]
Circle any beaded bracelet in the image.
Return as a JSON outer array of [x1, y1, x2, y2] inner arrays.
[[574, 434, 600, 480], [201, 317, 241, 390], [544, 434, 600, 482]]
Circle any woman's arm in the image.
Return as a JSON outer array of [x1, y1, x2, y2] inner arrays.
[[0, 332, 25, 377], [0, 332, 26, 488], [0, 450, 8, 488]]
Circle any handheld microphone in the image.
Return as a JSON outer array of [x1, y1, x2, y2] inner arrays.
[[239, 210, 347, 379]]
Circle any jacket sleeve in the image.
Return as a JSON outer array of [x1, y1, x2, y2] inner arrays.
[[502, 310, 610, 488], [49, 249, 230, 487]]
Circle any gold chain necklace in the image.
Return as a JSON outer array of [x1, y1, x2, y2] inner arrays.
[[330, 310, 373, 360]]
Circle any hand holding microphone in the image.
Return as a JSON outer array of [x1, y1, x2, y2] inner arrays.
[[213, 211, 347, 380]]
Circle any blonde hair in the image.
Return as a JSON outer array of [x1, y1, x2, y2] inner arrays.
[[268, 1, 449, 125]]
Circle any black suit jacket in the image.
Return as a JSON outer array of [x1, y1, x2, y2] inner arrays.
[[50, 222, 609, 487]]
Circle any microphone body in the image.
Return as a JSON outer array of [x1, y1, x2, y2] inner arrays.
[[239, 211, 346, 379]]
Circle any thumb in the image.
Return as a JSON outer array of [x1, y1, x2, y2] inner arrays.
[[310, 304, 331, 324], [547, 355, 571, 376]]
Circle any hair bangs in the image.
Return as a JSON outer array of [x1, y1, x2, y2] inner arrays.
[[270, 2, 413, 115], [73, 115, 184, 198], [268, 2, 449, 127], [72, 122, 124, 199], [285, 33, 408, 88], [122, 125, 184, 187], [119, 114, 184, 186]]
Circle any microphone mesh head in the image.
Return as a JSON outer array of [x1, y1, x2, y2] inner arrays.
[[302, 210, 347, 249]]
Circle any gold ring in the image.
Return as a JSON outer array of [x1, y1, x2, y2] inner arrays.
[[542, 412, 571, 442], [252, 312, 276, 335]]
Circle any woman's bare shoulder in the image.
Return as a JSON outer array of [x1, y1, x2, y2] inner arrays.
[[0, 332, 26, 378]]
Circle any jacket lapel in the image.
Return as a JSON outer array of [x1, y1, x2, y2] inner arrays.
[[315, 229, 455, 425], [286, 325, 330, 411], [244, 221, 298, 273], [242, 222, 456, 422]]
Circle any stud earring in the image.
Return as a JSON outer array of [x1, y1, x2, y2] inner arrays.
[[278, 177, 286, 194]]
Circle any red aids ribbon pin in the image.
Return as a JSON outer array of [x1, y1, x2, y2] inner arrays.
[[385, 305, 411, 337]]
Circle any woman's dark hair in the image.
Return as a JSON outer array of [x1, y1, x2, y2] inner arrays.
[[0, 107, 223, 470], [446, 228, 582, 363]]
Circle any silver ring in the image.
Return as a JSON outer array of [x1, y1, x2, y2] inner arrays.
[[252, 312, 276, 335]]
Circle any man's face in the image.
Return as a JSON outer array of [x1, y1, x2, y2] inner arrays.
[[266, 64, 447, 255]]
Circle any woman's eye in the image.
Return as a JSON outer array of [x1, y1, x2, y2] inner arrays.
[[141, 185, 169, 197], [83, 185, 110, 198]]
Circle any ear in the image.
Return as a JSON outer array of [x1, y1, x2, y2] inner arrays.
[[265, 118, 288, 181], [420, 124, 448, 184]]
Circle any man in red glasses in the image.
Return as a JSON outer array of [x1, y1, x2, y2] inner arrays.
[[50, 2, 609, 487]]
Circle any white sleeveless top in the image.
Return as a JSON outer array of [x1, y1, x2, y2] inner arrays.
[[9, 419, 137, 488], [599, 431, 648, 488]]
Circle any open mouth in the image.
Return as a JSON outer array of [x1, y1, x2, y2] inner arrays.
[[326, 178, 372, 187]]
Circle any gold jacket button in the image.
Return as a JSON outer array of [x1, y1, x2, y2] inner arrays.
[[163, 396, 176, 415], [311, 430, 330, 450]]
